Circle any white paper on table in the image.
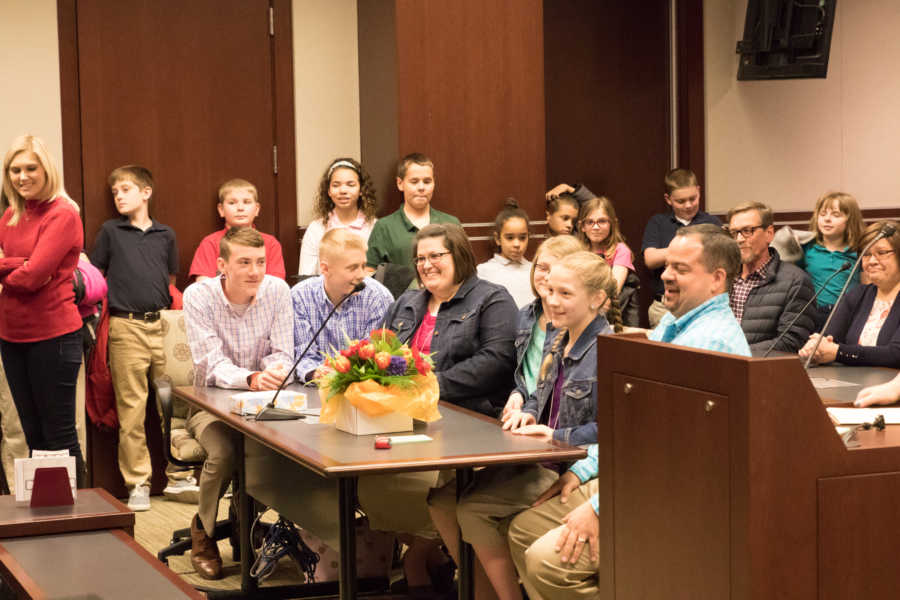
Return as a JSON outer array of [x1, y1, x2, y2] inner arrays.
[[14, 452, 77, 503], [809, 377, 859, 389], [388, 434, 433, 444], [826, 407, 900, 425]]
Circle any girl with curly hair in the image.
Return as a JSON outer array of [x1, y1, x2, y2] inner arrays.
[[298, 157, 377, 275]]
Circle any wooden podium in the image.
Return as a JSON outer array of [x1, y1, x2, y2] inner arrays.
[[596, 335, 900, 599]]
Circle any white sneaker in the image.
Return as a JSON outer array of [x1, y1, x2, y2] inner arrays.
[[127, 484, 151, 512], [163, 476, 200, 504]]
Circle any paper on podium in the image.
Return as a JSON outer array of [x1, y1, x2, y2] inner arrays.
[[14, 450, 77, 503], [826, 407, 900, 425]]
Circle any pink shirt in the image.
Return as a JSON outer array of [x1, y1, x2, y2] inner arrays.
[[598, 242, 635, 271], [412, 312, 437, 354]]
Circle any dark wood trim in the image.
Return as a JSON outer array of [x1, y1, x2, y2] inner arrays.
[[0, 488, 135, 539], [272, 0, 299, 276], [0, 545, 41, 600], [711, 207, 900, 227], [676, 0, 705, 199], [110, 529, 207, 599], [57, 0, 84, 211]]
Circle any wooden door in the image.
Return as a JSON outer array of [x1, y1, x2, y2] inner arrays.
[[66, 0, 295, 286], [59, 0, 296, 495]]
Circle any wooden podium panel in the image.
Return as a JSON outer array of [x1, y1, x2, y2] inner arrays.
[[818, 472, 900, 599], [596, 335, 900, 600], [613, 374, 730, 599]]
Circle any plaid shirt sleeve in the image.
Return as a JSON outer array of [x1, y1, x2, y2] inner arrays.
[[292, 283, 327, 380], [261, 281, 295, 378], [184, 282, 253, 389]]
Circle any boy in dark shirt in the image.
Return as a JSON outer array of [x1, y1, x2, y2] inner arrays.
[[641, 168, 722, 327], [91, 165, 178, 511]]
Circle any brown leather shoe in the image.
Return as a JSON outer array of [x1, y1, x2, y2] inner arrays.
[[190, 514, 223, 580]]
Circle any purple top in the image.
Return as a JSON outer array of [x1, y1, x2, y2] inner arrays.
[[548, 362, 564, 429]]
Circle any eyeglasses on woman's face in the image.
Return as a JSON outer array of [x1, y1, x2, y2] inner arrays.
[[414, 251, 452, 266]]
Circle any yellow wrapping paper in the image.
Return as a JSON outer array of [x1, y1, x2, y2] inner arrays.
[[320, 373, 441, 424]]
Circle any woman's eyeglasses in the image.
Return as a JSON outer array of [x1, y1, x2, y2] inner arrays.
[[414, 251, 451, 266]]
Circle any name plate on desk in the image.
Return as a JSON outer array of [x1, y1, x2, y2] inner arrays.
[[14, 451, 77, 505]]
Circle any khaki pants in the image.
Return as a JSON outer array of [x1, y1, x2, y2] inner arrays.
[[647, 299, 668, 329], [75, 361, 86, 474], [108, 317, 165, 488], [508, 480, 601, 600], [431, 465, 558, 550], [357, 470, 455, 539], [186, 410, 237, 537], [0, 359, 28, 492]]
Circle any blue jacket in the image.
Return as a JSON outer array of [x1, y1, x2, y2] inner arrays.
[[824, 283, 900, 366], [513, 298, 556, 399], [522, 314, 611, 446], [385, 276, 517, 416]]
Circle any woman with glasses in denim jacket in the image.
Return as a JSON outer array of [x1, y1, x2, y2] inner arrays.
[[357, 222, 517, 597], [800, 221, 900, 367], [431, 251, 623, 600]]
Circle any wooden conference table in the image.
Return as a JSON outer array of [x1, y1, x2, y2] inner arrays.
[[175, 385, 587, 600]]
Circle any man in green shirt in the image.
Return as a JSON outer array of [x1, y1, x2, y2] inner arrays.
[[366, 152, 460, 271]]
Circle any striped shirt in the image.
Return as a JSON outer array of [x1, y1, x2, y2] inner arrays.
[[650, 293, 752, 357], [184, 275, 294, 389], [291, 276, 394, 380], [576, 296, 750, 515]]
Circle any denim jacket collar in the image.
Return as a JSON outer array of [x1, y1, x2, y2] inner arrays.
[[559, 314, 612, 363]]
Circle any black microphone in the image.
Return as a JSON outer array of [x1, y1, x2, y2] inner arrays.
[[804, 223, 896, 368], [256, 280, 367, 421], [762, 262, 851, 357]]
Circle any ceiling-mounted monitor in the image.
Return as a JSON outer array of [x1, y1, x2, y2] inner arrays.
[[736, 0, 837, 80]]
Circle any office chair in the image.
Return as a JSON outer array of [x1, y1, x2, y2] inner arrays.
[[153, 377, 240, 565]]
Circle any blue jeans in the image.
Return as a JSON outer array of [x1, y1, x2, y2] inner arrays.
[[0, 330, 85, 485]]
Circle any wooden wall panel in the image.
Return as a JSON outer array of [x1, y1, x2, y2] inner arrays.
[[677, 0, 705, 187], [394, 0, 546, 262], [545, 1, 689, 326], [358, 0, 399, 218]]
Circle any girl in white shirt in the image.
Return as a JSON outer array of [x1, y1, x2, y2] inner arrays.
[[298, 157, 377, 275], [477, 198, 535, 307]]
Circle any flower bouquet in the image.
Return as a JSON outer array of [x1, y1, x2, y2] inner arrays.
[[316, 328, 441, 435]]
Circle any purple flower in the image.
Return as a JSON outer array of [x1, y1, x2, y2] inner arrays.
[[387, 356, 408, 375]]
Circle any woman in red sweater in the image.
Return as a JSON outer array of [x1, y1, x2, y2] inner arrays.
[[0, 135, 85, 485]]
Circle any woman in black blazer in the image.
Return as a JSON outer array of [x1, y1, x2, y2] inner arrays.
[[800, 221, 900, 366]]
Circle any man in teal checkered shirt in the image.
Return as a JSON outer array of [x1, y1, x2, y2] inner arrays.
[[507, 224, 749, 600]]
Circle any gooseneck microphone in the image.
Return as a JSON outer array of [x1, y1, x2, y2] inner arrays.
[[804, 223, 897, 368], [256, 280, 367, 421], [763, 261, 851, 357]]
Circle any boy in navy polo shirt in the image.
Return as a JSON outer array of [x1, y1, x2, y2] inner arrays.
[[90, 165, 178, 511], [641, 168, 721, 327]]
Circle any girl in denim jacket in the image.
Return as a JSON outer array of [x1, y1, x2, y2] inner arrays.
[[430, 251, 623, 600], [502, 235, 584, 420]]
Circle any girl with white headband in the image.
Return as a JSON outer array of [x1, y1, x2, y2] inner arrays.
[[298, 157, 377, 275]]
